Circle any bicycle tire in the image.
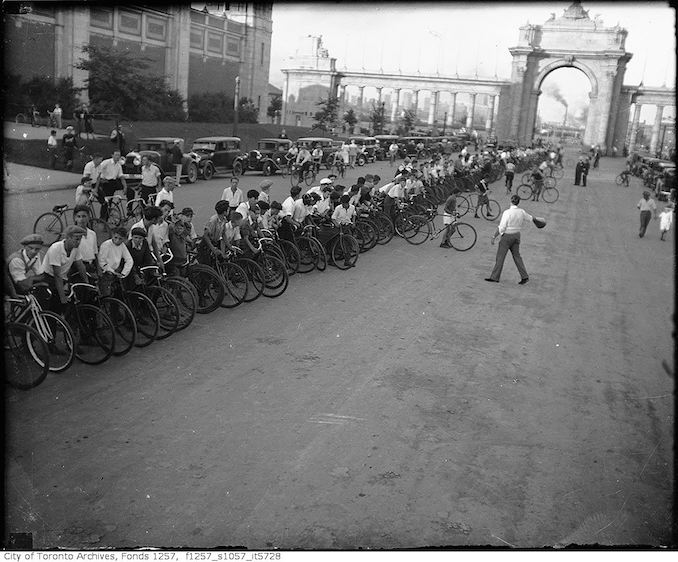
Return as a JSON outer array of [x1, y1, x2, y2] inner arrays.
[[101, 296, 137, 356], [541, 187, 560, 204], [373, 213, 395, 244], [521, 173, 532, 184], [15, 113, 27, 124], [163, 277, 197, 331], [290, 170, 300, 187], [544, 176, 557, 189], [304, 170, 316, 186], [234, 257, 265, 302], [259, 254, 289, 298], [5, 322, 49, 390], [66, 303, 116, 365], [517, 184, 533, 200], [330, 234, 359, 269], [126, 291, 159, 346], [220, 261, 248, 308], [296, 237, 318, 273], [145, 286, 180, 340], [276, 239, 301, 276], [456, 195, 470, 217], [448, 222, 477, 251], [481, 199, 501, 221], [551, 167, 564, 180], [309, 236, 327, 271], [33, 212, 64, 246], [402, 215, 431, 245], [615, 174, 624, 186], [186, 264, 224, 313], [355, 219, 378, 252], [27, 310, 76, 373]]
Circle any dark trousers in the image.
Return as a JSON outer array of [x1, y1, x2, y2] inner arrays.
[[488, 232, 528, 281], [574, 166, 582, 185], [383, 195, 396, 223], [98, 179, 124, 220], [581, 172, 588, 187], [505, 172, 514, 190], [639, 210, 652, 237]]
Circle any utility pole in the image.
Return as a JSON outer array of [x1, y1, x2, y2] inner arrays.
[[442, 111, 447, 135], [233, 76, 240, 137]]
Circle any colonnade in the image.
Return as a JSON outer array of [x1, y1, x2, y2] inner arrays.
[[336, 84, 500, 132], [627, 102, 671, 154]]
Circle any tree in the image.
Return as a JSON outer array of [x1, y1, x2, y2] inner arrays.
[[343, 108, 357, 134], [5, 74, 81, 115], [396, 109, 417, 135], [312, 96, 339, 132], [188, 91, 233, 122], [76, 44, 184, 120], [370, 102, 386, 135], [267, 95, 282, 122], [238, 97, 259, 123]]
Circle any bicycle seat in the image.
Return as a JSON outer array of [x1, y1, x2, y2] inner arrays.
[[52, 204, 68, 213]]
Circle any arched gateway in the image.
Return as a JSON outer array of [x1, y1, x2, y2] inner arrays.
[[498, 2, 631, 152]]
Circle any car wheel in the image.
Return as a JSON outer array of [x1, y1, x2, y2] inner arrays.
[[186, 162, 198, 184], [202, 162, 215, 180], [262, 162, 273, 176], [357, 154, 366, 166], [233, 160, 243, 176]]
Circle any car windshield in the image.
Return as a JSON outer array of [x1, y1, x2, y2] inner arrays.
[[258, 142, 277, 150], [139, 143, 164, 151], [192, 142, 216, 151]]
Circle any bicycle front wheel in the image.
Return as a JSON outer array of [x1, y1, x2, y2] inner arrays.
[[481, 199, 501, 221], [277, 239, 301, 275], [5, 322, 49, 389], [33, 212, 63, 246], [615, 174, 624, 186], [164, 277, 197, 330], [402, 215, 431, 245], [27, 310, 76, 373], [551, 167, 564, 180], [146, 286, 180, 339], [126, 291, 159, 346], [374, 212, 395, 244], [67, 303, 116, 365], [448, 222, 477, 251], [330, 234, 359, 269], [186, 264, 224, 313], [234, 257, 265, 302], [517, 184, 533, 201], [220, 261, 248, 308], [296, 237, 319, 273], [304, 170, 316, 186], [542, 187, 560, 204], [101, 297, 137, 356], [259, 254, 289, 298], [456, 195, 470, 218]]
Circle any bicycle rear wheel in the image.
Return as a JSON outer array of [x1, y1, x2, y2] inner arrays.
[[186, 264, 224, 313], [220, 261, 248, 308], [481, 199, 501, 221], [33, 212, 63, 246], [67, 303, 116, 365], [456, 195, 470, 217], [542, 187, 560, 203], [448, 222, 477, 251], [27, 310, 76, 373], [5, 322, 49, 389], [101, 297, 137, 356], [517, 184, 533, 201], [126, 291, 159, 346], [145, 286, 180, 339], [276, 239, 301, 275], [163, 277, 197, 330], [402, 215, 431, 245], [296, 237, 319, 273], [551, 167, 564, 180]]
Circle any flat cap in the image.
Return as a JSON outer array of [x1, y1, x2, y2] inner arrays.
[[259, 180, 273, 189], [64, 225, 86, 237], [20, 233, 45, 246]]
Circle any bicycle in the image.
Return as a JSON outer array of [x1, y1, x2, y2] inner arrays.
[[177, 249, 225, 314], [107, 275, 160, 347], [321, 224, 359, 270], [516, 180, 560, 203], [106, 193, 151, 230], [4, 321, 50, 390], [289, 163, 316, 187], [5, 289, 76, 373], [33, 196, 111, 246], [402, 211, 477, 251], [467, 186, 501, 221], [331, 156, 346, 178], [615, 170, 631, 187], [136, 266, 181, 339], [147, 253, 197, 332]]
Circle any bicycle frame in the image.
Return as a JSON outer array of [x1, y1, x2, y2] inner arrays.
[[5, 294, 55, 342]]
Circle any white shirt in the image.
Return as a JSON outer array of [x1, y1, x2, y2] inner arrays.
[[153, 220, 171, 249], [292, 199, 311, 222], [155, 188, 174, 207], [141, 163, 161, 187], [313, 197, 332, 216], [8, 249, 43, 282], [42, 240, 82, 280], [83, 160, 102, 182], [389, 143, 399, 153], [379, 181, 395, 194], [235, 201, 253, 219], [659, 210, 673, 231], [258, 191, 270, 204], [387, 183, 406, 199], [281, 196, 296, 218], [306, 185, 323, 196], [98, 239, 133, 277], [75, 184, 92, 206], [222, 187, 243, 207], [638, 198, 657, 213], [332, 204, 356, 225], [498, 205, 533, 236], [77, 227, 98, 262], [47, 135, 58, 148], [100, 158, 124, 180]]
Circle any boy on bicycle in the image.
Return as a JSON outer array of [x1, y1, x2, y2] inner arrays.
[[473, 178, 493, 219], [530, 167, 545, 201], [75, 176, 94, 207], [73, 205, 101, 278], [8, 234, 45, 295], [440, 189, 461, 249], [98, 226, 133, 295]]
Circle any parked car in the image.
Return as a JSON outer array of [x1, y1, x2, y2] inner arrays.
[[296, 137, 335, 168], [349, 136, 378, 165], [190, 136, 245, 177], [237, 138, 293, 176], [374, 135, 399, 160], [122, 137, 210, 184]]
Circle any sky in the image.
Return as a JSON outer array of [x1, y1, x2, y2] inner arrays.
[[270, 2, 676, 124]]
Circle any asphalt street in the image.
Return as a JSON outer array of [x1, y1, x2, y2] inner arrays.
[[3, 153, 675, 548]]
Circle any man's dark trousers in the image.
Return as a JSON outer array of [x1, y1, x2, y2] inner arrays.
[[639, 210, 652, 237], [488, 232, 528, 281]]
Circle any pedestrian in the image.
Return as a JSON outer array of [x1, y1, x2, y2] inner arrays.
[[169, 139, 184, 185], [52, 103, 62, 129], [658, 204, 674, 241], [581, 157, 590, 187], [47, 129, 58, 169], [485, 195, 545, 285], [505, 159, 515, 194], [348, 140, 358, 168], [593, 149, 600, 169], [222, 177, 243, 218], [637, 190, 657, 238], [439, 189, 460, 248], [62, 126, 78, 172], [279, 128, 288, 139], [110, 125, 126, 153], [30, 104, 39, 127]]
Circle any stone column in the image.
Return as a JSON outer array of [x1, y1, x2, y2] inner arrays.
[[281, 72, 290, 126], [391, 88, 401, 122], [413, 90, 419, 116], [485, 95, 496, 134], [376, 87, 383, 104], [466, 93, 477, 129], [56, 7, 90, 103], [627, 103, 642, 153], [448, 92, 457, 127], [428, 91, 439, 126], [650, 105, 664, 154], [167, 6, 191, 116], [358, 86, 365, 111]]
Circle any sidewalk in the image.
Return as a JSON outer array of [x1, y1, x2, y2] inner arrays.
[[4, 120, 108, 141], [3, 162, 80, 194]]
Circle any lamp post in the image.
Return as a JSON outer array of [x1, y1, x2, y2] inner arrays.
[[442, 111, 447, 135], [233, 76, 240, 137]]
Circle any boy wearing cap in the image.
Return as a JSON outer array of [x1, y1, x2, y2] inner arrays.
[[8, 234, 45, 294], [258, 180, 273, 204], [126, 227, 156, 288], [42, 225, 88, 309], [307, 177, 332, 196], [262, 201, 282, 232]]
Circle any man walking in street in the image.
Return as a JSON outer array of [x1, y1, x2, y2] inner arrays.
[[637, 190, 658, 238], [574, 156, 583, 186], [581, 156, 590, 187], [485, 195, 537, 285], [62, 126, 78, 172]]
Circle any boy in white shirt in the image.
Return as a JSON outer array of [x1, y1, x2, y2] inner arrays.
[[75, 177, 94, 207], [659, 205, 674, 241], [73, 205, 100, 277], [98, 226, 133, 295]]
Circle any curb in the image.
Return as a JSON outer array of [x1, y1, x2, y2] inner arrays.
[[5, 183, 74, 195]]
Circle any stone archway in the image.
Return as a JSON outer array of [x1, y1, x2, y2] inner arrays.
[[499, 2, 632, 153]]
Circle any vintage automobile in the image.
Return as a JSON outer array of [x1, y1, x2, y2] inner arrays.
[[349, 136, 378, 165], [234, 138, 293, 176], [190, 137, 245, 177], [397, 136, 434, 159], [296, 137, 335, 168], [122, 137, 209, 184], [374, 135, 400, 160]]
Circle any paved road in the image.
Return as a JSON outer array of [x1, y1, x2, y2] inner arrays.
[[4, 155, 674, 548]]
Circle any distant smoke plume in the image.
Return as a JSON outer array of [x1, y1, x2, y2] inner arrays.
[[543, 83, 568, 108]]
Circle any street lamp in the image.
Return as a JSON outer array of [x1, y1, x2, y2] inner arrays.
[[233, 76, 240, 137]]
